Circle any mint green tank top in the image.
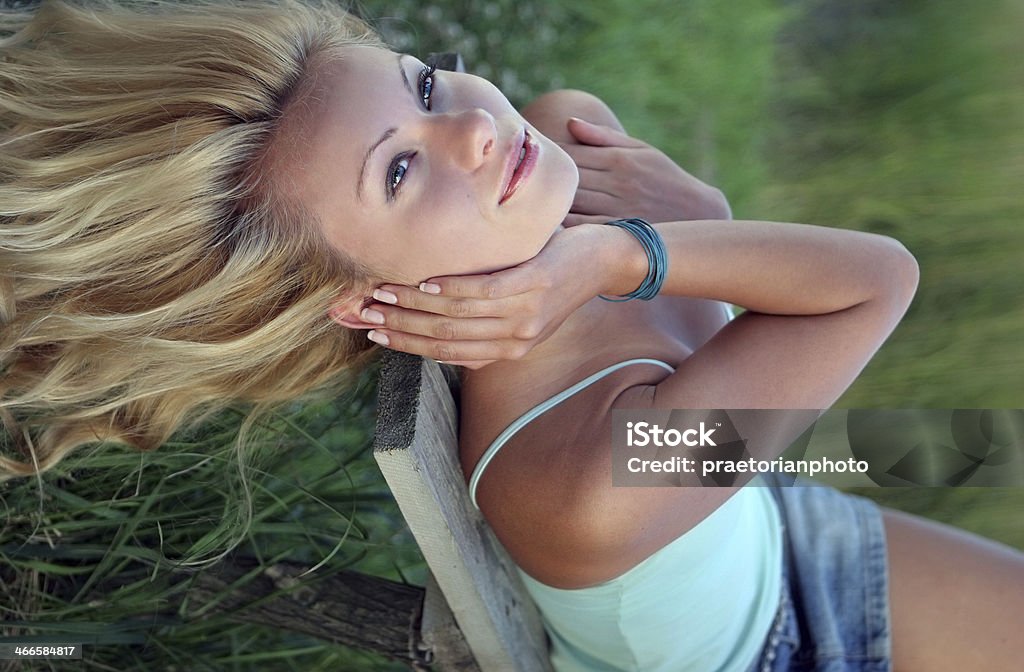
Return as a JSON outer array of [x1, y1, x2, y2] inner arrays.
[[467, 306, 783, 672]]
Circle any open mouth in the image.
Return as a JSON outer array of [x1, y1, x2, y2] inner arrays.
[[499, 129, 537, 205]]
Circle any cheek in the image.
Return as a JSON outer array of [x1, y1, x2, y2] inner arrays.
[[418, 205, 535, 276], [468, 77, 517, 113], [413, 189, 488, 267], [421, 177, 484, 230]]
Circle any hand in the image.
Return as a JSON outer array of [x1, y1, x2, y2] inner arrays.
[[560, 117, 732, 227], [355, 225, 611, 369]]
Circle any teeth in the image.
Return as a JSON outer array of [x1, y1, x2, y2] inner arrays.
[[516, 146, 526, 169]]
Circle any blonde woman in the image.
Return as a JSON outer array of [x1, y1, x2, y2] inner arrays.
[[2, 2, 1022, 670]]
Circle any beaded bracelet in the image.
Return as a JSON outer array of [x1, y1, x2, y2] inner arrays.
[[598, 218, 668, 302]]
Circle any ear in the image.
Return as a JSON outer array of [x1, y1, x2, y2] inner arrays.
[[327, 292, 376, 329]]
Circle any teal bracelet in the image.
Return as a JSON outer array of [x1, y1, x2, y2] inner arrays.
[[598, 218, 668, 301]]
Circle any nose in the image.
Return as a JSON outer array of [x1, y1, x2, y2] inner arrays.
[[440, 108, 497, 172]]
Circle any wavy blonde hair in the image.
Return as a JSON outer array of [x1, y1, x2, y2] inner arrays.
[[0, 0, 387, 480]]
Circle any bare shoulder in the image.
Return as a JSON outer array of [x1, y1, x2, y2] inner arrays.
[[456, 301, 736, 587], [459, 368, 721, 589]]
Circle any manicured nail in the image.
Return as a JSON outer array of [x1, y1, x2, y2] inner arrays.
[[373, 289, 398, 304], [367, 330, 389, 346], [360, 308, 385, 325], [419, 282, 441, 294]]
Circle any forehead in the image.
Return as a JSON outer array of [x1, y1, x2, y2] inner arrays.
[[265, 46, 401, 211]]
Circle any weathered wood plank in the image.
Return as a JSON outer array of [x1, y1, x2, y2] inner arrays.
[[374, 351, 552, 672], [421, 571, 481, 671]]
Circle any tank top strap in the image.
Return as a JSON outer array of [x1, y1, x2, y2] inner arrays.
[[468, 358, 674, 509]]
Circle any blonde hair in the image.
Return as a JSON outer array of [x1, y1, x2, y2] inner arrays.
[[0, 0, 387, 480]]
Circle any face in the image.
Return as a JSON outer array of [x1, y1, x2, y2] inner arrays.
[[275, 45, 579, 290]]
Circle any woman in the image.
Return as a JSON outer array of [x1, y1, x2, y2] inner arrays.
[[2, 1, 1022, 670]]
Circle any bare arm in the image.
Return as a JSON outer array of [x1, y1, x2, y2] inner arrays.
[[596, 218, 920, 409], [536, 219, 919, 587]]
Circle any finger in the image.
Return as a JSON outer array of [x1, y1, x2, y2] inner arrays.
[[412, 262, 540, 301], [558, 142, 617, 171], [572, 188, 623, 216], [575, 165, 620, 195], [567, 117, 646, 148], [366, 329, 529, 364], [366, 304, 515, 341], [369, 284, 517, 319]]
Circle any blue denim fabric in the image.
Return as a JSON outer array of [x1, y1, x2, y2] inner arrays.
[[747, 475, 893, 672]]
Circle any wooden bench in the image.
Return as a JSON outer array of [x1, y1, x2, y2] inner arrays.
[[373, 350, 554, 672]]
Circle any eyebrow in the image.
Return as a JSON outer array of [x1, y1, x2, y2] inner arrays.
[[356, 53, 416, 203]]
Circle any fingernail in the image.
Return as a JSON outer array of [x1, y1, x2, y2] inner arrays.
[[367, 330, 389, 346], [360, 308, 385, 325], [419, 282, 441, 295], [373, 289, 398, 304]]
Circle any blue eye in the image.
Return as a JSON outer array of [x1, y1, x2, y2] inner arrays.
[[387, 153, 414, 200], [385, 61, 436, 202], [418, 63, 437, 110]]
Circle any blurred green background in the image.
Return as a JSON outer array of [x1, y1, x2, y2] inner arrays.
[[2, 0, 1022, 669]]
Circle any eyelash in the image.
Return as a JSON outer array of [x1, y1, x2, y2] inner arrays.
[[386, 62, 438, 201], [418, 62, 437, 111]]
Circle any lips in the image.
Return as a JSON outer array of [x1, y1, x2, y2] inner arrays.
[[499, 128, 537, 205]]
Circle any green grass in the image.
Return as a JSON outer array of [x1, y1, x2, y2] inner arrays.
[[1, 365, 423, 670], [761, 0, 1024, 410], [3, 0, 1023, 669], [539, 0, 1024, 548]]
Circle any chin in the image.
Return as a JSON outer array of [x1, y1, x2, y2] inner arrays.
[[545, 145, 579, 219], [553, 140, 580, 190]]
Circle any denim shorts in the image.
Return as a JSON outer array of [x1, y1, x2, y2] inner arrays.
[[745, 474, 893, 672]]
